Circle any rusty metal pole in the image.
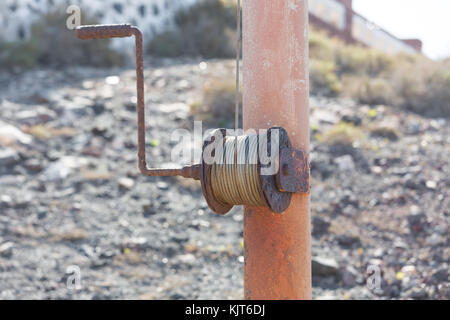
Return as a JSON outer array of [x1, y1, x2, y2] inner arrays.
[[243, 0, 311, 300]]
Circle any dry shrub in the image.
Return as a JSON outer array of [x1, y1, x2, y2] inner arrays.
[[149, 0, 237, 58], [0, 40, 40, 69], [309, 26, 337, 62], [310, 28, 450, 117], [343, 76, 394, 106], [191, 78, 241, 127], [309, 26, 394, 77], [31, 9, 123, 67], [0, 8, 123, 70], [320, 122, 365, 146], [389, 57, 450, 117], [310, 59, 342, 95], [336, 45, 394, 76]]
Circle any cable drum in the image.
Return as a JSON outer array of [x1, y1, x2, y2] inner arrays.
[[200, 127, 303, 215], [211, 134, 268, 207]]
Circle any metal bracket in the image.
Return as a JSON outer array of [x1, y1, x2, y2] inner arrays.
[[276, 148, 310, 194]]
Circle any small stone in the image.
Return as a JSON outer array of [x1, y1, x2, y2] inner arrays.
[[334, 155, 355, 172], [407, 206, 426, 233], [425, 180, 437, 190], [169, 292, 185, 300], [177, 253, 196, 265], [81, 146, 103, 158], [80, 244, 95, 257], [37, 209, 47, 220], [91, 115, 114, 139], [426, 234, 443, 246], [410, 205, 421, 215], [46, 150, 62, 161], [43, 162, 70, 181], [123, 237, 149, 251], [371, 166, 383, 174], [0, 175, 25, 186], [99, 250, 116, 259], [401, 265, 417, 277], [91, 258, 108, 269], [372, 248, 384, 258], [370, 125, 399, 141], [340, 266, 358, 287], [0, 242, 14, 258], [142, 201, 156, 217], [91, 125, 108, 137], [336, 235, 361, 248], [176, 79, 191, 91], [312, 216, 330, 236], [0, 195, 13, 208], [431, 269, 449, 283], [409, 287, 428, 300], [81, 80, 95, 90], [405, 122, 422, 135], [118, 177, 135, 191], [125, 98, 137, 111], [170, 234, 189, 244], [16, 107, 56, 125], [92, 102, 106, 115], [393, 241, 408, 250], [0, 121, 32, 145], [62, 97, 94, 117], [190, 219, 210, 229], [105, 76, 120, 85], [392, 166, 420, 176], [314, 110, 339, 125], [42, 156, 87, 181], [30, 91, 52, 104], [24, 159, 43, 173], [341, 114, 362, 126], [312, 257, 339, 276], [156, 181, 169, 190], [434, 225, 447, 235], [199, 61, 208, 70], [0, 148, 20, 166], [163, 243, 178, 258]]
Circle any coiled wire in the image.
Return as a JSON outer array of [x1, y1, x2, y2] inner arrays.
[[211, 134, 267, 207]]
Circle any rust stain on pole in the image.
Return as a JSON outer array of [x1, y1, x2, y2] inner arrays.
[[243, 0, 311, 300]]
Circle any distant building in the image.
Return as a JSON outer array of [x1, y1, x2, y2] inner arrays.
[[0, 0, 197, 43], [0, 0, 421, 55], [309, 0, 422, 54]]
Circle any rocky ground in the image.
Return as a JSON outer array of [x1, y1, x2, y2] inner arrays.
[[0, 59, 448, 300]]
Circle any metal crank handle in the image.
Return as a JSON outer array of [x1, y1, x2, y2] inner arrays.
[[75, 24, 200, 180]]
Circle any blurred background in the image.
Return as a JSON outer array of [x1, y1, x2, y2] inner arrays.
[[0, 0, 448, 299]]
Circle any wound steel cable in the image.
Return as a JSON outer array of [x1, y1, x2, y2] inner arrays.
[[211, 135, 267, 207]]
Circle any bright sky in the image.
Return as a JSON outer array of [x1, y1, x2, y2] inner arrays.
[[353, 0, 450, 60]]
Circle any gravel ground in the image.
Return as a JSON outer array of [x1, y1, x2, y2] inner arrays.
[[0, 59, 448, 300]]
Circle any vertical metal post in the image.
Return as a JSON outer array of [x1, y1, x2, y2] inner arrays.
[[243, 0, 311, 300]]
